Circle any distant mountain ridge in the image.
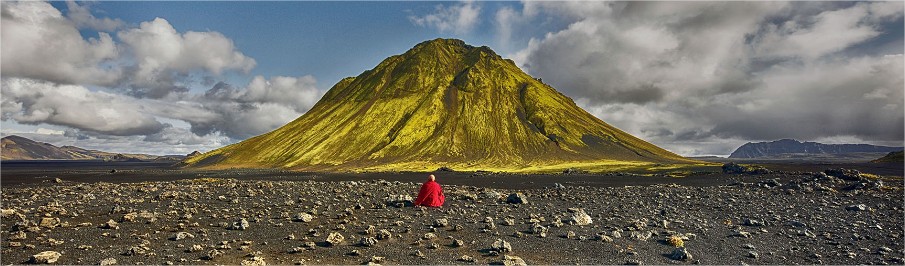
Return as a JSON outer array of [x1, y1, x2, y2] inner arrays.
[[1, 135, 189, 161], [729, 139, 903, 159]]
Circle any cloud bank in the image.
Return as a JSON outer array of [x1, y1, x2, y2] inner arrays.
[[500, 1, 904, 155], [1, 1, 322, 154]]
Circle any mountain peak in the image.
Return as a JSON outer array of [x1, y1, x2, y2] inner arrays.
[[184, 39, 689, 172]]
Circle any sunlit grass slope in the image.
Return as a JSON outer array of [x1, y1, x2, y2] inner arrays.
[[184, 39, 695, 172]]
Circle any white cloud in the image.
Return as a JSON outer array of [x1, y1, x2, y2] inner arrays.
[[410, 1, 480, 35], [65, 0, 124, 31], [0, 1, 318, 154], [117, 17, 256, 94], [1, 78, 165, 136], [0, 1, 121, 86], [192, 75, 323, 139], [503, 1, 904, 155], [752, 2, 896, 60]]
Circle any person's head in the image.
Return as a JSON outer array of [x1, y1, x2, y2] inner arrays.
[[428, 174, 436, 182]]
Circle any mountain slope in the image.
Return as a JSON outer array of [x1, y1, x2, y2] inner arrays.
[[1, 135, 96, 160], [871, 151, 904, 163], [1, 135, 186, 161], [729, 139, 903, 159], [185, 39, 691, 171]]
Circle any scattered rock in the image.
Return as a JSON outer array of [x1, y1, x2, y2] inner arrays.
[[229, 218, 250, 230], [9, 230, 27, 240], [743, 218, 764, 226], [359, 237, 378, 247], [99, 258, 117, 266], [747, 251, 759, 258], [845, 204, 869, 211], [369, 256, 385, 264], [203, 249, 223, 260], [241, 256, 266, 266], [452, 239, 465, 247], [501, 255, 527, 266], [491, 239, 512, 253], [386, 195, 413, 208], [825, 168, 863, 181], [326, 232, 345, 246], [670, 247, 692, 261], [30, 251, 61, 264], [294, 213, 314, 223], [100, 219, 118, 229], [411, 250, 424, 258], [170, 232, 195, 241], [433, 218, 449, 227], [722, 163, 771, 175], [569, 209, 593, 226], [506, 193, 528, 204], [630, 230, 652, 241], [532, 224, 548, 238], [733, 230, 752, 238], [39, 217, 60, 228], [458, 255, 476, 263], [376, 229, 392, 240]]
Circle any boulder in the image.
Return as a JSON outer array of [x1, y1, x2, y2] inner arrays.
[[569, 209, 593, 226], [31, 251, 61, 264], [491, 239, 512, 253], [326, 232, 344, 246], [501, 255, 527, 266], [506, 193, 528, 204], [670, 247, 692, 261]]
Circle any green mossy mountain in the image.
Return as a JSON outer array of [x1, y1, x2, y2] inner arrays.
[[185, 39, 692, 171]]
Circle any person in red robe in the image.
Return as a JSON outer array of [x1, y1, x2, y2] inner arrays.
[[414, 174, 445, 207]]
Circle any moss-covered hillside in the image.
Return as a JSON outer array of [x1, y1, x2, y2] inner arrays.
[[184, 39, 693, 172]]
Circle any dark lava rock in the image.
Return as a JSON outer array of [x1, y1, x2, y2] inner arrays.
[[824, 168, 864, 181], [506, 193, 528, 204], [670, 247, 692, 261], [722, 163, 772, 175]]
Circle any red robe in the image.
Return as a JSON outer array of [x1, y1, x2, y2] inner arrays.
[[414, 180, 445, 207]]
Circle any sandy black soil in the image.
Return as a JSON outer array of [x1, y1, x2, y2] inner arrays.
[[1, 162, 903, 265]]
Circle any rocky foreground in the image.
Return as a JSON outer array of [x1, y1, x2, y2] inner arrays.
[[2, 172, 903, 265]]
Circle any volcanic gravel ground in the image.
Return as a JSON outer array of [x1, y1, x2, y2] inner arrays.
[[1, 172, 903, 265]]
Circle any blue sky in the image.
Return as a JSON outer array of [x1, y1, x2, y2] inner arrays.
[[56, 1, 506, 89], [2, 1, 903, 156]]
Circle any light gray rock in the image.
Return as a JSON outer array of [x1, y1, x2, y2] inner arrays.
[[326, 232, 344, 247], [228, 218, 250, 230], [492, 239, 512, 253], [501, 255, 527, 266], [30, 251, 61, 264], [569, 209, 593, 226], [294, 213, 314, 223]]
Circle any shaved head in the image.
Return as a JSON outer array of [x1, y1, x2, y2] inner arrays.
[[429, 174, 436, 181]]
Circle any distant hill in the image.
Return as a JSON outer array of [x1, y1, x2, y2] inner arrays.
[[184, 38, 692, 172], [871, 151, 904, 163], [1, 135, 96, 160], [729, 139, 903, 159], [1, 135, 186, 161]]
